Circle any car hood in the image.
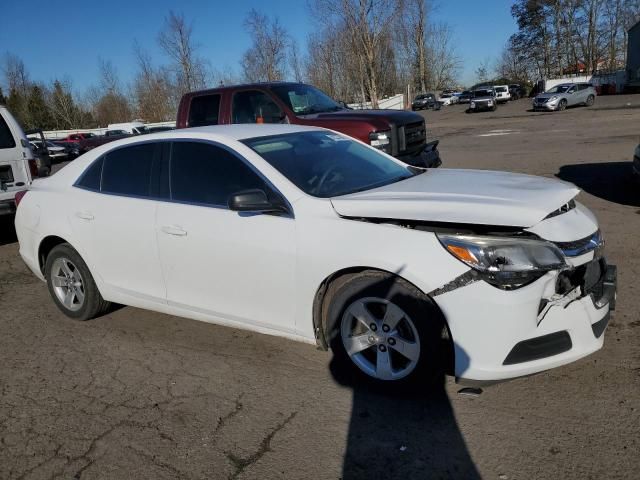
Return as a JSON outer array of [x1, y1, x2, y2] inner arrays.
[[305, 109, 424, 124], [330, 169, 579, 228], [536, 93, 562, 100]]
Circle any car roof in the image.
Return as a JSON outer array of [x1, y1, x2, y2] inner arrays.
[[176, 124, 324, 141]]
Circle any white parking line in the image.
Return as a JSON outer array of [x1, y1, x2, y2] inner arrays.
[[477, 129, 521, 137]]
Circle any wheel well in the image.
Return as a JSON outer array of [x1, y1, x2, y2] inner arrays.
[[38, 236, 68, 273], [312, 268, 454, 372]]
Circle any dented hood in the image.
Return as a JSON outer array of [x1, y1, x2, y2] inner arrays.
[[330, 169, 579, 228]]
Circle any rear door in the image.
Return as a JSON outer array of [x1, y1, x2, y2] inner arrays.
[[0, 108, 32, 201], [70, 141, 168, 303]]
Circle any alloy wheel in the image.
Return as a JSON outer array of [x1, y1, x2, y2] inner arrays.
[[340, 297, 421, 381], [50, 257, 85, 312]]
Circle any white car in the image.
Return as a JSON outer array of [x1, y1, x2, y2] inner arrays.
[[14, 125, 616, 386], [439, 94, 457, 106], [494, 85, 511, 103], [1, 106, 34, 216], [30, 140, 69, 162]]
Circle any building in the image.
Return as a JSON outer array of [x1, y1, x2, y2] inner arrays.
[[627, 20, 640, 89]]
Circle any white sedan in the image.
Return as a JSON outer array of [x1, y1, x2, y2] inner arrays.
[[14, 125, 616, 386]]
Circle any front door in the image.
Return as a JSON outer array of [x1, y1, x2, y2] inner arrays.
[[155, 141, 297, 333]]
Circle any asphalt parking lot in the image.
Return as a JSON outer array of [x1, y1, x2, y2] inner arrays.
[[1, 95, 639, 480]]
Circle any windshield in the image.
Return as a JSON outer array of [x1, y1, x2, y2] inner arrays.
[[271, 84, 343, 115], [441, 94, 451, 98], [547, 85, 571, 94], [474, 90, 492, 97], [242, 131, 416, 198], [495, 87, 507, 92], [133, 126, 149, 134]]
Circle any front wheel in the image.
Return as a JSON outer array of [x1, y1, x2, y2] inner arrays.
[[325, 271, 446, 388], [558, 99, 567, 111], [45, 243, 110, 321]]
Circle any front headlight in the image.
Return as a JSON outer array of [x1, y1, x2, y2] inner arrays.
[[437, 234, 566, 289], [550, 95, 559, 102], [369, 131, 390, 151]]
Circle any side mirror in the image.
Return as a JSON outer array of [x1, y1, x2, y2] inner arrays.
[[228, 189, 287, 214]]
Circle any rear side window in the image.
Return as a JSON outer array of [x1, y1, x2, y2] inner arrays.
[[189, 95, 221, 127], [0, 114, 17, 149], [232, 90, 284, 124], [170, 141, 268, 207], [101, 143, 159, 197], [77, 157, 104, 191]]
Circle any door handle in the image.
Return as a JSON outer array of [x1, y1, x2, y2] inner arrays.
[[75, 211, 94, 221], [161, 225, 187, 236]]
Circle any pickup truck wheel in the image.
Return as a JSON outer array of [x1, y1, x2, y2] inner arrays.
[[324, 271, 445, 389], [45, 244, 110, 321]]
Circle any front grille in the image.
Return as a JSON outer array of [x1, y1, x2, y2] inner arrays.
[[398, 121, 426, 153], [554, 230, 602, 257]]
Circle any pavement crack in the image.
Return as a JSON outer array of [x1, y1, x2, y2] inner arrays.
[[226, 411, 297, 480], [213, 393, 244, 438]]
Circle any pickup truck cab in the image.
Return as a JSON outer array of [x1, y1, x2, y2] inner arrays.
[[177, 82, 441, 168], [0, 105, 34, 216]]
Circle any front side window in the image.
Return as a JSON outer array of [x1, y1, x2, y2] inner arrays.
[[189, 94, 221, 127], [0, 115, 16, 149], [232, 90, 284, 124], [170, 141, 268, 207], [271, 84, 343, 115], [242, 131, 416, 198], [101, 143, 159, 197]]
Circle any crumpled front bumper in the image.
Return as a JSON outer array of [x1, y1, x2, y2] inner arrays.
[[434, 258, 617, 383]]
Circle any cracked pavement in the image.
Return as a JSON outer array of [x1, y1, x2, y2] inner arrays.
[[1, 96, 640, 479]]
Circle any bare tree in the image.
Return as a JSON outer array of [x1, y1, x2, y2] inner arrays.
[[289, 39, 304, 82], [133, 42, 175, 122], [158, 11, 207, 94], [426, 22, 461, 89], [312, 0, 400, 108], [241, 9, 289, 82]]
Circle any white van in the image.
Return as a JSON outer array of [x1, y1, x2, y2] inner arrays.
[[106, 122, 148, 135], [0, 106, 33, 216]]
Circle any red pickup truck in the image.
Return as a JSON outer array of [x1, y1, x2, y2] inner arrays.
[[56, 133, 98, 143], [176, 82, 441, 168]]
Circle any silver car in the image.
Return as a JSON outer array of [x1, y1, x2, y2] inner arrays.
[[533, 83, 596, 111]]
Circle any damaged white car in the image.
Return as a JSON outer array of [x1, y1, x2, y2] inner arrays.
[[14, 125, 616, 386]]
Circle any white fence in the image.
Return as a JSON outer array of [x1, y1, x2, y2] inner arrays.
[[348, 94, 405, 110]]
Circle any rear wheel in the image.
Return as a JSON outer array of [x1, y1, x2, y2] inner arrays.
[[325, 271, 446, 388], [585, 95, 595, 106], [45, 243, 110, 321]]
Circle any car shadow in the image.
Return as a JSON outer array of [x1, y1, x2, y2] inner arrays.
[[0, 215, 18, 246], [556, 162, 640, 207], [327, 273, 480, 479]]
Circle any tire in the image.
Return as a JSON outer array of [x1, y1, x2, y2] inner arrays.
[[558, 99, 567, 111], [45, 243, 110, 321], [585, 95, 595, 106], [492, 105, 497, 111], [324, 271, 446, 389]]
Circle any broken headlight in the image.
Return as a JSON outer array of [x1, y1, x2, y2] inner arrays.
[[437, 234, 567, 289]]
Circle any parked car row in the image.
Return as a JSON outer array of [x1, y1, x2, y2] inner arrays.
[[413, 82, 597, 115]]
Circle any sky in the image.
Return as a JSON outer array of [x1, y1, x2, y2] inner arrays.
[[0, 0, 517, 94]]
